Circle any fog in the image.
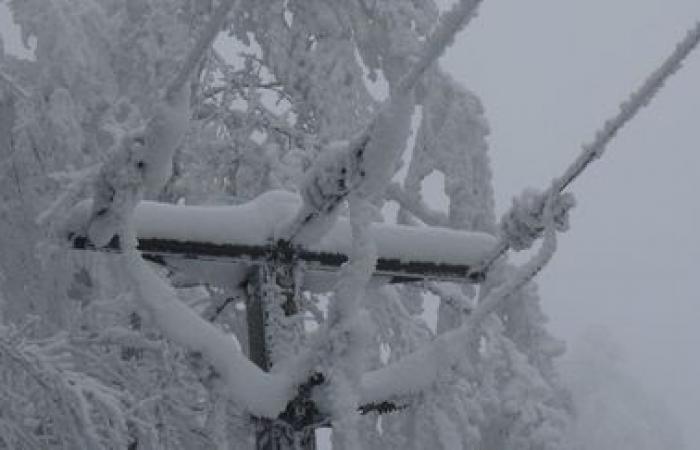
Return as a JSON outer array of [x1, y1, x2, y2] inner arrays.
[[438, 0, 700, 447], [2, 1, 698, 447]]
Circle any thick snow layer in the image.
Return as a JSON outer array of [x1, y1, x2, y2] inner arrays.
[[141, 83, 191, 197], [85, 84, 190, 248], [77, 190, 497, 266], [135, 190, 300, 247]]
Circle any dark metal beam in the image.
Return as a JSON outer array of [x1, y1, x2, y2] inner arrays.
[[70, 235, 486, 283]]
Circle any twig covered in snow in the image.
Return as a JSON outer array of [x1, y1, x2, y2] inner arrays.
[[36, 165, 101, 227], [0, 331, 130, 448], [386, 182, 449, 227], [477, 20, 700, 274], [84, 94, 192, 247], [423, 281, 474, 315], [166, 0, 238, 99], [284, 93, 416, 245], [0, 69, 29, 99], [87, 130, 152, 247]]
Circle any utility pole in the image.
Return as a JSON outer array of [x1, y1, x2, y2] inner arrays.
[[71, 200, 493, 448]]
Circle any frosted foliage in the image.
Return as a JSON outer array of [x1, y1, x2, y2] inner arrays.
[[404, 68, 496, 233], [233, 0, 377, 139], [87, 133, 147, 246], [9, 0, 117, 110], [347, 0, 439, 83], [0, 0, 618, 448]]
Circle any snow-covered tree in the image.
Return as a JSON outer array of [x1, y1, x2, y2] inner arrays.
[[1, 0, 696, 449]]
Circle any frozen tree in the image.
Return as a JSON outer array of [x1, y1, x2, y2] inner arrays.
[[1, 0, 696, 449]]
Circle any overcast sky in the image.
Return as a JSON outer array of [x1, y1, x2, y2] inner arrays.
[[437, 0, 700, 446], [2, 1, 698, 447]]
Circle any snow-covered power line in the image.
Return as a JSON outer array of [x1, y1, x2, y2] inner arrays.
[[477, 19, 700, 277], [285, 0, 488, 245], [398, 0, 485, 95]]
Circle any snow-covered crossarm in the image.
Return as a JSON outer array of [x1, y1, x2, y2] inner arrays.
[[68, 191, 498, 283]]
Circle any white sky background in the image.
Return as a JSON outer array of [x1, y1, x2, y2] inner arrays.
[[2, 1, 699, 448], [436, 0, 700, 447]]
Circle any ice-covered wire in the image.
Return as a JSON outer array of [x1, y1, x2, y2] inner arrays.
[[477, 20, 700, 275], [499, 189, 575, 251], [468, 194, 559, 325], [285, 0, 487, 244], [554, 20, 700, 194], [397, 0, 485, 95]]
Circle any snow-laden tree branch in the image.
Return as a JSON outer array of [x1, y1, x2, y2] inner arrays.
[[0, 329, 130, 448], [283, 0, 487, 245], [386, 182, 449, 227], [166, 0, 238, 99], [284, 93, 416, 245], [36, 165, 101, 227], [60, 0, 302, 420], [74, 0, 238, 247]]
